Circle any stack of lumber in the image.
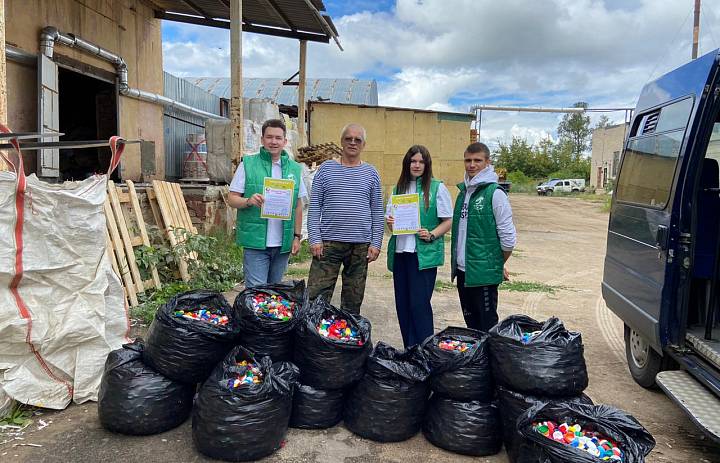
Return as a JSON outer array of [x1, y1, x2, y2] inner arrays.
[[296, 142, 342, 167], [104, 180, 197, 307]]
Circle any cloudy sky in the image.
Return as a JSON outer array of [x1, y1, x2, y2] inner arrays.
[[162, 0, 720, 147]]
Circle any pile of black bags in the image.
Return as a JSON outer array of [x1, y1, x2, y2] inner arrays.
[[421, 327, 502, 456], [143, 290, 240, 384], [344, 342, 431, 442], [290, 296, 372, 429], [192, 346, 299, 461], [234, 280, 306, 362], [98, 339, 195, 435]]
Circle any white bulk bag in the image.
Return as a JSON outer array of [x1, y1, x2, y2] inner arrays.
[[0, 134, 129, 409]]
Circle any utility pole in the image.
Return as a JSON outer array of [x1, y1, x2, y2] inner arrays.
[[230, 0, 243, 169], [692, 0, 701, 59]]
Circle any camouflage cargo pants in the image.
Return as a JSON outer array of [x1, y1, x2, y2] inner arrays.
[[308, 241, 369, 314]]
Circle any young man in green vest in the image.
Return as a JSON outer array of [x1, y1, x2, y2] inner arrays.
[[451, 142, 516, 331], [228, 119, 306, 288]]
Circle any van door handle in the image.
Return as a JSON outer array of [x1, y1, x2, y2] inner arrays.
[[656, 225, 669, 251]]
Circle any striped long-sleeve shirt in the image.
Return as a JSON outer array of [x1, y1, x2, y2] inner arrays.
[[308, 160, 384, 249]]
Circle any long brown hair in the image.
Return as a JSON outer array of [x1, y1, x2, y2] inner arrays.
[[396, 145, 433, 210]]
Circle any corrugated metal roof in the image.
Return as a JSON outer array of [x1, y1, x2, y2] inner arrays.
[[184, 77, 378, 106], [148, 0, 339, 45], [308, 101, 475, 120]]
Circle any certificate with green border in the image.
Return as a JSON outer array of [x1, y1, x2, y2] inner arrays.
[[260, 177, 295, 220], [391, 193, 420, 235]]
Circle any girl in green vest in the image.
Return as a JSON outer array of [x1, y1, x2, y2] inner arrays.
[[386, 145, 453, 348]]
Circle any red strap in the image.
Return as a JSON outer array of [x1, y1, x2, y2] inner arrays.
[[107, 136, 125, 175]]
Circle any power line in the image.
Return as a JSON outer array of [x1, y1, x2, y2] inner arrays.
[[701, 1, 718, 50], [646, 5, 693, 82]]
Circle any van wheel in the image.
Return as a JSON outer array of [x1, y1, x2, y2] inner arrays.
[[545, 190, 553, 196], [572, 188, 580, 193], [624, 324, 667, 389]]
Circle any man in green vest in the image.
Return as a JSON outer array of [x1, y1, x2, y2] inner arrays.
[[228, 119, 306, 287], [451, 142, 516, 331]]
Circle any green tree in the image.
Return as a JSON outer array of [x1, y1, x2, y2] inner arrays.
[[595, 115, 611, 129], [494, 137, 534, 174], [558, 101, 592, 157]]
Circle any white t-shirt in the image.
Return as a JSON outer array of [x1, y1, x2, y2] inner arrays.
[[385, 181, 453, 253], [229, 158, 308, 247]]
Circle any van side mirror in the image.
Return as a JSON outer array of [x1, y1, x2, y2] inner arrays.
[[656, 225, 669, 251]]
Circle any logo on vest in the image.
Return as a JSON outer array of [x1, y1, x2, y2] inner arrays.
[[474, 196, 485, 212]]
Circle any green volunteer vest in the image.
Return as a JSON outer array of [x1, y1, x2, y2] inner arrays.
[[387, 178, 445, 272], [451, 182, 504, 286], [235, 147, 302, 253]]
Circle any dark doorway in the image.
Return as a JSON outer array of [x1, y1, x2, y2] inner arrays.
[[57, 67, 118, 181]]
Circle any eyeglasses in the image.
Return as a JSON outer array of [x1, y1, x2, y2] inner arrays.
[[343, 137, 364, 144]]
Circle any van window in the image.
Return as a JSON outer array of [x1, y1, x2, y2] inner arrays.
[[616, 130, 683, 208], [655, 98, 694, 133]]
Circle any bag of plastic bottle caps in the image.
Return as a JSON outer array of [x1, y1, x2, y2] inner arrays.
[[143, 290, 240, 384], [98, 339, 195, 435], [192, 346, 299, 462], [497, 385, 594, 463], [516, 402, 655, 463], [420, 326, 493, 401], [344, 342, 431, 442], [293, 296, 372, 389], [422, 396, 503, 456], [289, 382, 344, 429], [234, 280, 307, 362], [488, 315, 588, 397]]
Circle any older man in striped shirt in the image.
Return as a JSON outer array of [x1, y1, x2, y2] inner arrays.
[[307, 123, 384, 314]]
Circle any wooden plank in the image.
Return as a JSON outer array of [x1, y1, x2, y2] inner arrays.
[[172, 183, 196, 234], [146, 187, 164, 232], [106, 228, 130, 307], [127, 180, 161, 289], [152, 180, 190, 281], [108, 180, 145, 294], [117, 191, 130, 203], [105, 198, 138, 306]]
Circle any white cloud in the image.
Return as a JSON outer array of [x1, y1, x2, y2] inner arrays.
[[162, 0, 720, 144]]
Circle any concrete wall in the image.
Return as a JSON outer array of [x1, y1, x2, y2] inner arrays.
[[6, 0, 164, 180], [590, 123, 628, 190], [308, 102, 473, 201]]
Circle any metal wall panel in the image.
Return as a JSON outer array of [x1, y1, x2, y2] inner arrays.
[[163, 72, 222, 178]]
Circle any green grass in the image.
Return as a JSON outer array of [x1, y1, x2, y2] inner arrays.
[[500, 280, 561, 293], [0, 402, 34, 428], [289, 240, 312, 264], [286, 266, 310, 277], [434, 280, 455, 292]]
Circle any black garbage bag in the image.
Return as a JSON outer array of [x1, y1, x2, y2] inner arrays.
[[293, 296, 372, 389], [489, 315, 588, 397], [422, 396, 503, 456], [192, 346, 299, 462], [143, 290, 240, 384], [497, 385, 594, 463], [516, 402, 656, 463], [234, 280, 307, 362], [344, 342, 431, 442], [420, 326, 493, 401], [98, 339, 195, 435], [289, 383, 344, 429]]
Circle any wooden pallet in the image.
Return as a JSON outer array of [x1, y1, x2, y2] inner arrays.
[[105, 180, 162, 307], [148, 180, 197, 282]]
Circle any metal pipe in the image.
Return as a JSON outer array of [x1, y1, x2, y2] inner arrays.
[[6, 45, 36, 66], [122, 87, 224, 120], [470, 104, 586, 114], [38, 26, 226, 120]]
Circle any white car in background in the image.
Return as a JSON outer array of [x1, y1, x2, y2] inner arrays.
[[537, 179, 586, 195]]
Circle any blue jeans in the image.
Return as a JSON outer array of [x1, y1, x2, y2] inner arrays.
[[243, 247, 290, 288]]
